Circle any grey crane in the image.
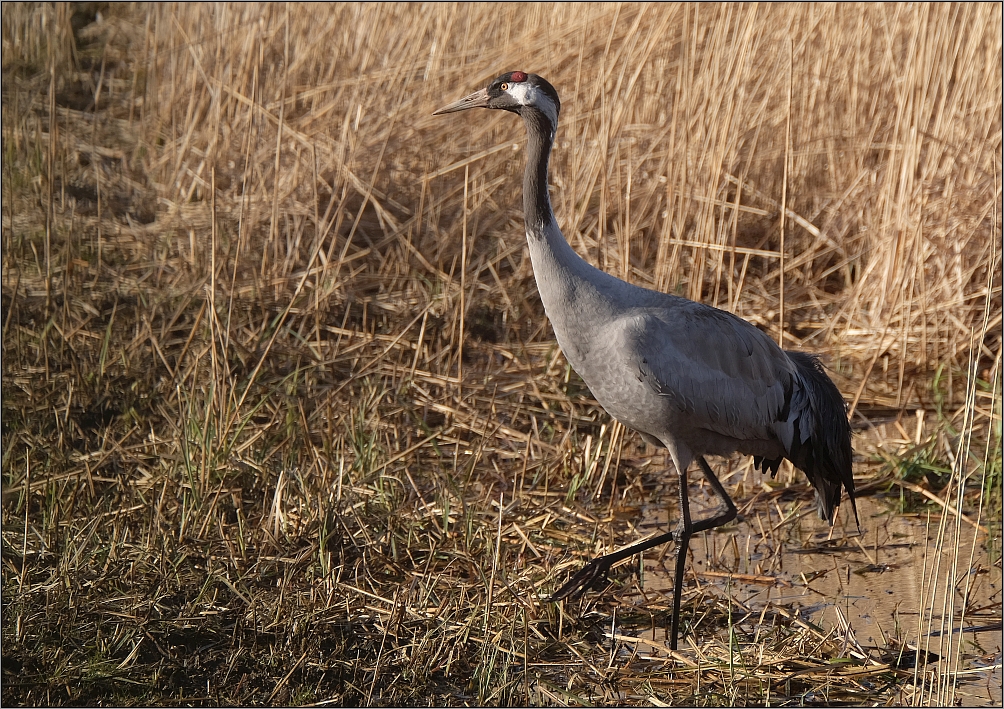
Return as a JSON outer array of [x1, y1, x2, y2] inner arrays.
[[433, 71, 857, 650]]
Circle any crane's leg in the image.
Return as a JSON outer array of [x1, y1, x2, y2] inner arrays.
[[667, 456, 737, 649], [549, 456, 738, 650], [548, 525, 676, 603], [669, 462, 693, 650], [550, 447, 691, 603], [693, 456, 738, 532]]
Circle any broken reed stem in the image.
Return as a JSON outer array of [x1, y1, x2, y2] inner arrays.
[[778, 39, 792, 348], [45, 61, 54, 314], [460, 163, 469, 399]]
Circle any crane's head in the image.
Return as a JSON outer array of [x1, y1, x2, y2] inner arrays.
[[433, 71, 560, 132]]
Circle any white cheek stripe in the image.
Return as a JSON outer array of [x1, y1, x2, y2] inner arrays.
[[508, 83, 558, 131]]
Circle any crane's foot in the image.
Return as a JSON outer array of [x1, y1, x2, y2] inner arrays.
[[548, 557, 613, 602]]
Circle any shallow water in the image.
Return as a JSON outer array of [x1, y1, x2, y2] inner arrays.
[[621, 490, 1001, 706]]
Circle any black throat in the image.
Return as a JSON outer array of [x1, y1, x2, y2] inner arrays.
[[520, 108, 556, 235]]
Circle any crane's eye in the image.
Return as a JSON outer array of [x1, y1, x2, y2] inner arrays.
[[500, 83, 509, 91]]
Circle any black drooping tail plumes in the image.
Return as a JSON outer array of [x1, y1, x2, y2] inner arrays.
[[754, 351, 857, 526]]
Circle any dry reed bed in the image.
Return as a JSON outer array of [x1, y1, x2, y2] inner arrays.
[[2, 3, 1001, 706]]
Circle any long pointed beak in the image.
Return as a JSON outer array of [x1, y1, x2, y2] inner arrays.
[[432, 87, 490, 115]]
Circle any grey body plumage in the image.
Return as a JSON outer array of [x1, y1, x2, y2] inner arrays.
[[434, 71, 856, 650]]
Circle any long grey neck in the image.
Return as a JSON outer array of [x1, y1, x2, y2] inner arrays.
[[522, 111, 558, 234], [516, 107, 671, 380], [520, 109, 599, 281], [519, 109, 627, 339]]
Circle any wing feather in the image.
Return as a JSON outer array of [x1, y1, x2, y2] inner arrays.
[[609, 299, 854, 525], [623, 303, 795, 442]]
